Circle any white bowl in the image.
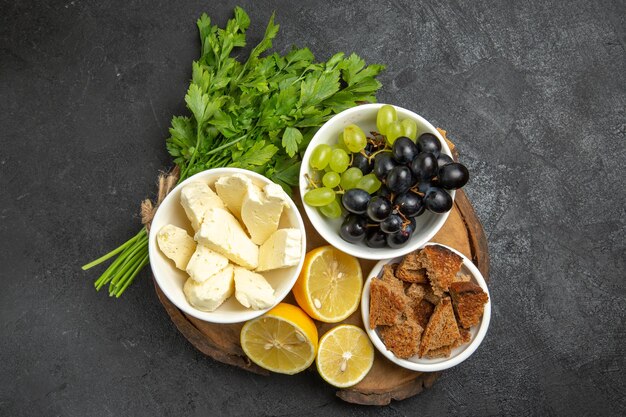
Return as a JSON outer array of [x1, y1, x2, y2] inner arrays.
[[299, 103, 455, 260], [148, 168, 306, 324], [361, 243, 491, 372]]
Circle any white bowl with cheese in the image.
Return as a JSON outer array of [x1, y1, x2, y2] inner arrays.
[[148, 168, 306, 324]]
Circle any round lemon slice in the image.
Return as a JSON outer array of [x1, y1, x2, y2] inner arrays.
[[316, 324, 375, 388], [292, 246, 362, 323], [240, 303, 318, 375]]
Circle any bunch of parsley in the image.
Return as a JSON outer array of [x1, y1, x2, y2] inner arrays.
[[171, 7, 384, 189], [83, 7, 385, 296]]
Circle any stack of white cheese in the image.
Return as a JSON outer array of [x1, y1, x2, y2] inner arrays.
[[156, 173, 302, 312]]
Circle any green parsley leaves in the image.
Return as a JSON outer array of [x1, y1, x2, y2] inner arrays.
[[167, 6, 385, 191]]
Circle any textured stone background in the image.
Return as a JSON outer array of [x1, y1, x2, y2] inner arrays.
[[1, 0, 624, 415]]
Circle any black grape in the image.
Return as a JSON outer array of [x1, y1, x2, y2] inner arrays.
[[367, 196, 392, 222], [365, 227, 387, 248], [394, 192, 425, 217], [410, 152, 438, 181], [351, 153, 373, 175], [342, 189, 370, 214], [438, 162, 469, 190], [386, 165, 413, 194], [339, 214, 367, 243], [381, 214, 403, 234], [373, 153, 397, 180], [417, 133, 441, 156], [424, 188, 453, 213], [392, 137, 418, 164], [436, 154, 454, 170], [386, 229, 412, 248]]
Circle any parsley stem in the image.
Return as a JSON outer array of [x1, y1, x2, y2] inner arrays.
[[81, 229, 142, 270], [109, 241, 146, 287], [109, 247, 148, 296], [94, 230, 148, 291], [115, 255, 149, 297], [205, 133, 248, 156], [180, 121, 204, 181]]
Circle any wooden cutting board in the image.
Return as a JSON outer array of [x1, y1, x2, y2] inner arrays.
[[153, 138, 489, 405]]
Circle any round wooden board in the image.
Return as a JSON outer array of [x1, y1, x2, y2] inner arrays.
[[152, 138, 490, 406]]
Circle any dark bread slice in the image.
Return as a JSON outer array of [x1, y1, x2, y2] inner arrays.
[[395, 251, 429, 283], [453, 273, 472, 283], [423, 329, 470, 358], [406, 283, 441, 305], [379, 318, 423, 359], [381, 263, 404, 295], [423, 345, 452, 359], [405, 283, 426, 303], [459, 328, 471, 344], [369, 278, 407, 329], [449, 281, 489, 329], [418, 297, 461, 358], [413, 299, 435, 329], [417, 245, 463, 296], [404, 285, 435, 328]]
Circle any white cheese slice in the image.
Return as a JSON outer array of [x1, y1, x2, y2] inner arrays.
[[214, 174, 259, 222], [241, 183, 290, 245], [256, 228, 302, 272], [233, 267, 275, 310], [180, 182, 225, 231], [156, 224, 196, 270], [195, 208, 259, 269], [183, 264, 234, 312], [185, 244, 229, 283]]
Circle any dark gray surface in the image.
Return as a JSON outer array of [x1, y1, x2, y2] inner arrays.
[[1, 0, 624, 415]]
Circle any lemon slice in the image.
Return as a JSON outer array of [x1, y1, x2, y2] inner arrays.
[[240, 303, 318, 375], [316, 324, 374, 388], [292, 246, 362, 323]]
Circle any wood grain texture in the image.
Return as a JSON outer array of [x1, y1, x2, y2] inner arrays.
[[152, 188, 489, 405], [152, 131, 488, 405]]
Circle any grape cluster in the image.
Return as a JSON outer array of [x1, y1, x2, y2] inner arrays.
[[304, 105, 470, 249], [304, 124, 383, 216]]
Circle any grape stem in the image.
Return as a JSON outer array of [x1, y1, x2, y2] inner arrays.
[[409, 186, 425, 197], [304, 173, 319, 189], [368, 131, 387, 147], [394, 206, 411, 226], [365, 149, 390, 162]]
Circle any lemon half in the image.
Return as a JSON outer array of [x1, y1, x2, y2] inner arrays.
[[292, 246, 362, 323], [240, 303, 318, 375], [316, 324, 374, 388]]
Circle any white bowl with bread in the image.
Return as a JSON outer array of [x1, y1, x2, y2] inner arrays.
[[148, 168, 306, 324], [361, 243, 491, 372]]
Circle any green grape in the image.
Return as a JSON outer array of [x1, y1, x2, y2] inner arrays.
[[342, 124, 367, 153], [310, 144, 332, 170], [322, 171, 341, 188], [304, 187, 335, 207], [400, 119, 418, 141], [376, 104, 397, 136], [328, 148, 350, 173], [319, 198, 342, 219], [336, 133, 350, 153], [340, 167, 363, 190], [385, 121, 404, 145], [356, 173, 382, 194]]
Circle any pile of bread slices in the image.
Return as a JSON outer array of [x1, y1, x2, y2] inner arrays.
[[369, 245, 488, 359], [157, 173, 302, 312]]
